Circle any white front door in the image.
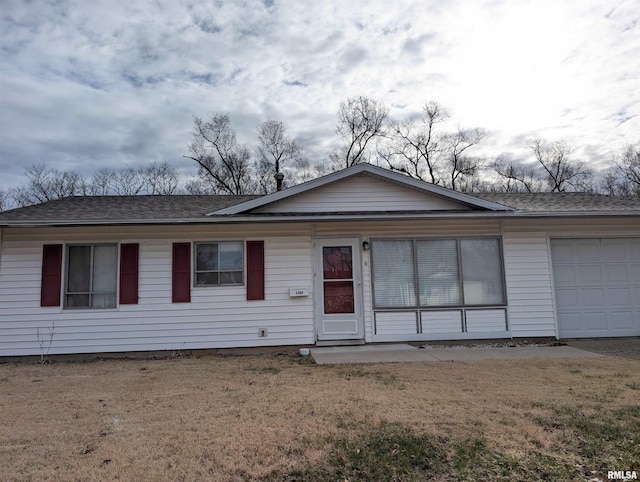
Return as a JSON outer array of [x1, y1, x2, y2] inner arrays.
[[314, 238, 364, 341]]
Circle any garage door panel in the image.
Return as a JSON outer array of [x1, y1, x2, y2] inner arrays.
[[601, 239, 627, 261], [582, 312, 608, 331], [605, 265, 630, 283], [551, 241, 576, 262], [581, 288, 605, 306], [630, 240, 640, 259], [608, 287, 633, 307], [610, 311, 634, 330], [557, 313, 580, 332], [577, 241, 601, 261], [555, 288, 579, 309], [578, 265, 603, 284], [553, 266, 576, 286], [551, 238, 640, 338]]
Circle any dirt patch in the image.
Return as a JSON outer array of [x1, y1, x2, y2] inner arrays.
[[1, 353, 638, 481]]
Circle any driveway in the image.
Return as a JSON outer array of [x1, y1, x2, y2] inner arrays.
[[565, 337, 640, 360]]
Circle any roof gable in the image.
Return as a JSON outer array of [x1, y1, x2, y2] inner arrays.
[[212, 164, 513, 215]]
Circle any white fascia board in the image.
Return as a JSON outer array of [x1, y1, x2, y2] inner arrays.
[[210, 164, 514, 215]]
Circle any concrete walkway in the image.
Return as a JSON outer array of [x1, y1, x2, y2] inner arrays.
[[310, 344, 603, 365]]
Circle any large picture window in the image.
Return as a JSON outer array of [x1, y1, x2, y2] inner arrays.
[[65, 244, 118, 309], [195, 242, 244, 286], [372, 238, 505, 309]]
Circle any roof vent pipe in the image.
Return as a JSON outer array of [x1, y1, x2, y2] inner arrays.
[[275, 172, 285, 192]]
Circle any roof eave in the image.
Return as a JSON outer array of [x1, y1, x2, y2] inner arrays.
[[2, 209, 640, 227]]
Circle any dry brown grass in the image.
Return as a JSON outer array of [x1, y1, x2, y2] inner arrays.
[[1, 351, 639, 481]]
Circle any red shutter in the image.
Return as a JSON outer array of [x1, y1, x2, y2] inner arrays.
[[119, 243, 139, 304], [41, 244, 62, 307], [172, 243, 191, 303], [246, 240, 265, 301]]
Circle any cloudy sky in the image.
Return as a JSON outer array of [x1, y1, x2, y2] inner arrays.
[[1, 0, 639, 189]]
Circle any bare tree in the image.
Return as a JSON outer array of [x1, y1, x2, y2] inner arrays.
[[11, 163, 86, 207], [610, 142, 640, 197], [142, 161, 180, 195], [110, 167, 147, 195], [256, 120, 302, 193], [0, 187, 9, 211], [331, 96, 389, 169], [288, 157, 328, 185], [381, 101, 486, 191], [86, 168, 116, 195], [491, 158, 541, 192], [185, 114, 256, 194], [380, 101, 448, 184], [492, 138, 593, 193], [442, 127, 487, 191], [530, 138, 592, 192]]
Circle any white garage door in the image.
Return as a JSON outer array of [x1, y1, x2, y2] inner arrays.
[[550, 238, 640, 338]]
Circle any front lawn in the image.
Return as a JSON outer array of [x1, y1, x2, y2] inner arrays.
[[1, 352, 638, 481]]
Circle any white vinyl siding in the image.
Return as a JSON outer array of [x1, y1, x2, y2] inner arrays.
[[374, 312, 418, 335], [0, 224, 314, 356], [255, 174, 472, 213], [501, 232, 556, 338], [2, 214, 639, 355], [421, 310, 462, 334], [466, 309, 507, 332]]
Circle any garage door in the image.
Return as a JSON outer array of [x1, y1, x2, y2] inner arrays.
[[550, 238, 640, 338]]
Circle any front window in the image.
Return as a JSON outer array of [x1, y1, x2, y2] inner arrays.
[[372, 238, 506, 309], [195, 242, 244, 286], [65, 244, 117, 308]]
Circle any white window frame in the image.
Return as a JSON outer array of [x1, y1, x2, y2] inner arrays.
[[193, 241, 244, 287], [64, 243, 118, 309], [371, 237, 507, 310]]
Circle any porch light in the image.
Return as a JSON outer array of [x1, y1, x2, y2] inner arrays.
[[362, 241, 370, 251]]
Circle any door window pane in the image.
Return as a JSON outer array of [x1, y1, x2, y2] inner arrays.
[[417, 240, 460, 306], [324, 281, 355, 313], [372, 240, 416, 308], [323, 246, 353, 279], [461, 239, 505, 305]]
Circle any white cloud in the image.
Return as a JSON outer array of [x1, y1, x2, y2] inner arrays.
[[0, 0, 638, 188]]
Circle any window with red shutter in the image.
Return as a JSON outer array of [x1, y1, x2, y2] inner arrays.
[[172, 243, 191, 303], [119, 243, 139, 304], [41, 244, 63, 307], [246, 240, 265, 300]]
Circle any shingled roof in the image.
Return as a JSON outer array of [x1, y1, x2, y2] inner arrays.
[[476, 192, 640, 212], [0, 195, 260, 223], [0, 191, 639, 226]]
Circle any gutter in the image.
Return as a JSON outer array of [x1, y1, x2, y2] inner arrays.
[[1, 210, 640, 228]]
